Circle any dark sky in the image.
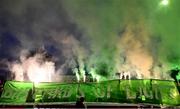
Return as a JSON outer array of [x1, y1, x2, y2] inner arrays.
[[0, 0, 180, 78]]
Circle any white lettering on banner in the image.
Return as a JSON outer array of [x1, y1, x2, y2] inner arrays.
[[62, 87, 72, 98], [137, 87, 153, 99], [143, 87, 153, 99], [2, 82, 177, 102], [126, 86, 136, 99], [94, 85, 105, 98], [47, 89, 57, 99], [152, 84, 160, 100], [107, 85, 112, 98], [125, 84, 176, 99], [40, 86, 73, 99], [125, 86, 155, 100], [1, 89, 12, 98], [55, 87, 63, 98], [2, 88, 29, 100]]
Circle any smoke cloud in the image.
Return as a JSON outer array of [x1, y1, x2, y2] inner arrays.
[[10, 49, 59, 82], [0, 0, 179, 82]]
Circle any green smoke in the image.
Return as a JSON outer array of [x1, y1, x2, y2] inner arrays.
[[62, 0, 180, 79], [151, 0, 180, 68], [63, 0, 124, 77]]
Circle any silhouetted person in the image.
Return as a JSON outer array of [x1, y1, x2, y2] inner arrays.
[[170, 68, 180, 94], [76, 97, 86, 108], [122, 72, 125, 79], [170, 68, 179, 84]]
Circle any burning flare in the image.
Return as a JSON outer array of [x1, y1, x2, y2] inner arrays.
[[10, 49, 56, 83]]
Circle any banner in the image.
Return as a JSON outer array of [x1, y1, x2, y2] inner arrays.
[[35, 83, 78, 102], [152, 80, 179, 105], [0, 80, 179, 106], [0, 81, 33, 103]]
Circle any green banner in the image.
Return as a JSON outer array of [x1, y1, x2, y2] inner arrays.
[[0, 80, 179, 106], [152, 80, 179, 105], [78, 82, 109, 102], [0, 81, 33, 103], [35, 83, 78, 102]]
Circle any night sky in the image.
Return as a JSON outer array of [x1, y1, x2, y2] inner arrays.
[[0, 0, 180, 80]]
